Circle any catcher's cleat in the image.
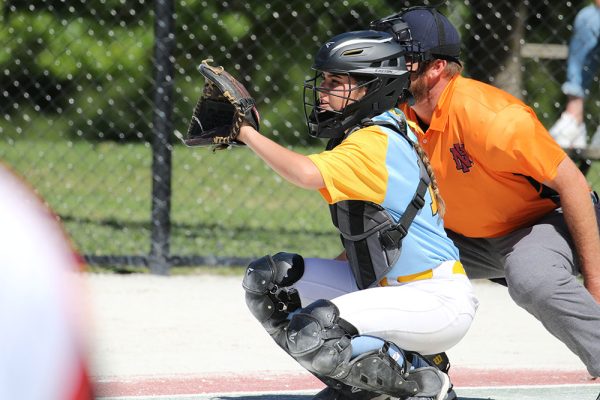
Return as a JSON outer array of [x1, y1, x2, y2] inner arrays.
[[312, 374, 398, 400], [403, 369, 455, 400], [312, 383, 397, 400], [312, 382, 456, 400]]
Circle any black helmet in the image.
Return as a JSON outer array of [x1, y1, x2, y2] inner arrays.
[[303, 30, 409, 139]]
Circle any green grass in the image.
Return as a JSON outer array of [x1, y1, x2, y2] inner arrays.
[[86, 264, 246, 276], [3, 139, 600, 271], [0, 140, 341, 264]]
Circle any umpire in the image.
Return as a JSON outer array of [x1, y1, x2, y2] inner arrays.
[[373, 6, 600, 376]]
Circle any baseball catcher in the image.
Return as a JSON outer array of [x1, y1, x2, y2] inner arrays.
[[186, 31, 478, 400], [182, 59, 259, 150]]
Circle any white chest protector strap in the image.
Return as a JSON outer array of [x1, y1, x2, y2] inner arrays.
[[328, 118, 431, 289]]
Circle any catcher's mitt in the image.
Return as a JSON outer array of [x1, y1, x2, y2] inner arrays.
[[183, 59, 259, 149]]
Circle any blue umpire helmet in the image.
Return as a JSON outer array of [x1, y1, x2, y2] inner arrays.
[[370, 6, 461, 67]]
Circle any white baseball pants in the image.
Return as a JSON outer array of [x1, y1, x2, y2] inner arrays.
[[292, 258, 479, 355]]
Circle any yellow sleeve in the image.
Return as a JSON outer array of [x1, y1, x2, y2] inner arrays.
[[308, 127, 389, 204]]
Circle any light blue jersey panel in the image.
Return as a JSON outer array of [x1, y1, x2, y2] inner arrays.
[[372, 110, 459, 278]]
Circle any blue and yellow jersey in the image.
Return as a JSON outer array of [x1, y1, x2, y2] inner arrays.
[[308, 109, 459, 280]]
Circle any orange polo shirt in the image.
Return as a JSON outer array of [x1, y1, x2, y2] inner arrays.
[[401, 75, 566, 238]]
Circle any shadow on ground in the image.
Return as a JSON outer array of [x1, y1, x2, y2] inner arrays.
[[212, 386, 600, 400], [213, 396, 492, 400]]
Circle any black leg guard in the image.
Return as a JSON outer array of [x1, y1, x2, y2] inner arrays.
[[242, 252, 304, 348], [341, 346, 450, 399], [284, 299, 449, 399], [285, 299, 355, 376]]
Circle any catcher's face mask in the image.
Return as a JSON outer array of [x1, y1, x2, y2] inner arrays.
[[312, 72, 368, 111], [303, 71, 375, 139]]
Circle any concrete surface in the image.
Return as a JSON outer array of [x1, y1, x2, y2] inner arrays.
[[87, 273, 589, 380]]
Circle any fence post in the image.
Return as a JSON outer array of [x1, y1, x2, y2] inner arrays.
[[149, 0, 175, 275]]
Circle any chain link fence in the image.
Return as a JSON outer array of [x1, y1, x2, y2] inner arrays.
[[1, 0, 599, 272]]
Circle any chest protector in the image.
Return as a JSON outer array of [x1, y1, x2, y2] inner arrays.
[[327, 118, 430, 289]]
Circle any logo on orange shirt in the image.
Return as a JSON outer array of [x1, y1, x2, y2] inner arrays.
[[450, 143, 473, 173]]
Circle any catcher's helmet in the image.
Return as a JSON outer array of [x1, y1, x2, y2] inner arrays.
[[303, 30, 409, 139]]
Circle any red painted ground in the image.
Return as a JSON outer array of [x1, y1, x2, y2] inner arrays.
[[94, 369, 598, 397]]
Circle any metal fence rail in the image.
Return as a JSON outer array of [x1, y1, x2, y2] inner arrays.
[[1, 0, 599, 273]]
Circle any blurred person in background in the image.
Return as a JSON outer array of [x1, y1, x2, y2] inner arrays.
[[0, 163, 93, 400], [371, 6, 600, 378], [549, 0, 600, 148]]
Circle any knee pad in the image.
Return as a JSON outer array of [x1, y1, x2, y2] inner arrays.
[[242, 252, 304, 326], [243, 252, 305, 294]]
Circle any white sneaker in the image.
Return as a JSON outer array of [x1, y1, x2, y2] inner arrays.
[[590, 125, 600, 149], [549, 112, 587, 149]]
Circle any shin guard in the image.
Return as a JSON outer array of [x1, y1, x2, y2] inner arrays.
[[242, 252, 304, 347], [285, 300, 448, 398], [338, 344, 449, 398]]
